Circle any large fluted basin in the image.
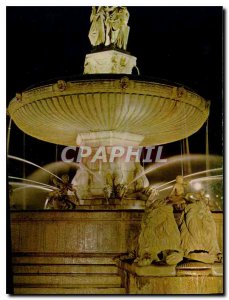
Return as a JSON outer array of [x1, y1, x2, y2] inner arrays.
[[8, 76, 210, 146]]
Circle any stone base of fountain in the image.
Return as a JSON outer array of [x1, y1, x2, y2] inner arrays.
[[118, 261, 223, 294], [10, 210, 223, 294], [68, 197, 146, 208], [70, 131, 149, 200]]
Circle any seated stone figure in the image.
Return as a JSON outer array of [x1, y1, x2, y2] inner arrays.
[[135, 198, 183, 266], [166, 175, 187, 210], [179, 190, 222, 263]]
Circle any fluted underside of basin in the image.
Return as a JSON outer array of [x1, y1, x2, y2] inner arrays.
[[8, 78, 210, 146]]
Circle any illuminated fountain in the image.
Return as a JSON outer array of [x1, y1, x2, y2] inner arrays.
[[8, 6, 209, 204], [7, 7, 222, 295]]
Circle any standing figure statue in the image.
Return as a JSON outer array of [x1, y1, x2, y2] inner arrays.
[[88, 6, 130, 50], [104, 6, 116, 46], [88, 6, 106, 47], [113, 6, 130, 50], [166, 175, 188, 210]]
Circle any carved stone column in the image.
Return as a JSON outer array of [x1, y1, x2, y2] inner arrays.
[[71, 131, 149, 199]]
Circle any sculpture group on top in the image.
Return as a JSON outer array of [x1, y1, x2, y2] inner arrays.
[[89, 6, 130, 50]]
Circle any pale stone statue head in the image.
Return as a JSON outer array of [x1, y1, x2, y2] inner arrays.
[[176, 175, 184, 184]]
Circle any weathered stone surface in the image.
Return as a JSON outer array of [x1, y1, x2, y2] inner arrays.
[[118, 260, 223, 294], [211, 263, 223, 276], [176, 261, 212, 276], [14, 287, 126, 295], [11, 211, 222, 255], [127, 274, 223, 294], [84, 50, 137, 74], [119, 261, 176, 276], [13, 264, 118, 274], [176, 261, 212, 269], [11, 210, 142, 254], [8, 79, 209, 147], [176, 268, 212, 276], [12, 254, 116, 265], [10, 210, 223, 294], [14, 274, 121, 286], [12, 252, 123, 294]]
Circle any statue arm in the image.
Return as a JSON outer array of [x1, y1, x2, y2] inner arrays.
[[170, 185, 176, 196], [90, 7, 96, 22], [106, 6, 116, 12]]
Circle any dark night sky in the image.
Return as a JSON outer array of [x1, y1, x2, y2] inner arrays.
[[6, 6, 223, 169]]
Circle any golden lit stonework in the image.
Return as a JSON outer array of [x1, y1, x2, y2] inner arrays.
[[8, 78, 209, 146], [7, 6, 222, 295]]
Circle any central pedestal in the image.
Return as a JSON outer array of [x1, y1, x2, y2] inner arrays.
[[84, 49, 137, 74], [71, 131, 149, 199]]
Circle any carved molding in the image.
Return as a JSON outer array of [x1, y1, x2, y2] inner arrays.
[[11, 211, 222, 255], [8, 79, 209, 146]]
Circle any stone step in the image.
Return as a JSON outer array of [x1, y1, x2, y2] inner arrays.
[[77, 199, 145, 207], [14, 274, 121, 286], [13, 264, 118, 274], [14, 286, 126, 295], [13, 254, 117, 265]]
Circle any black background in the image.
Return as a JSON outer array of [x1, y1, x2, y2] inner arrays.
[[6, 6, 223, 167]]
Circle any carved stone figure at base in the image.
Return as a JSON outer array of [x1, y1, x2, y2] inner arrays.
[[45, 175, 79, 210], [179, 191, 222, 264], [145, 187, 159, 206], [103, 184, 113, 204], [166, 175, 187, 210], [115, 183, 127, 200], [135, 198, 183, 266]]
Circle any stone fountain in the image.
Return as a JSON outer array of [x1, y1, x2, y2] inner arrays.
[[8, 7, 222, 295], [8, 6, 209, 203]]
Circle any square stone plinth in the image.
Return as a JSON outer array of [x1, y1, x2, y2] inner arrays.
[[118, 261, 223, 294], [84, 50, 137, 74]]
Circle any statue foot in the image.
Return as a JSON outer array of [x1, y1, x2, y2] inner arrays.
[[165, 251, 183, 265], [137, 258, 152, 266], [185, 252, 216, 264]]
